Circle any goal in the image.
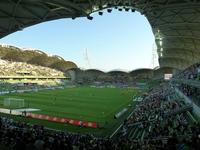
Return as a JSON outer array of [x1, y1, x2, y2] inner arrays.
[[3, 98, 25, 108]]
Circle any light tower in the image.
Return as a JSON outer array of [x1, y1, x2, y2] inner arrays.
[[84, 48, 91, 69]]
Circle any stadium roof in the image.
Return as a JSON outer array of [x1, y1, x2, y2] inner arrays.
[[0, 0, 200, 70], [85, 69, 105, 74], [107, 70, 129, 75], [130, 68, 153, 74]]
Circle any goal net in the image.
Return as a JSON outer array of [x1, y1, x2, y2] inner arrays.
[[4, 98, 25, 108]]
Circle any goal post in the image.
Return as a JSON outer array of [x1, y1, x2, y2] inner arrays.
[[4, 98, 25, 108]]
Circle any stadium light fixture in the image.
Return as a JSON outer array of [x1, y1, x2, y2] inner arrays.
[[131, 8, 135, 12], [159, 40, 163, 46], [87, 15, 93, 20], [98, 11, 103, 16], [15, 24, 24, 31], [107, 9, 112, 13], [18, 26, 24, 31]]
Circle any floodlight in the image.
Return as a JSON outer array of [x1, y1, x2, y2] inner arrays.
[[107, 9, 112, 13], [87, 16, 93, 20], [131, 9, 135, 12], [98, 11, 103, 16]]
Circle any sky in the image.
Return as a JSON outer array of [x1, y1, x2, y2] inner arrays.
[[0, 9, 158, 72]]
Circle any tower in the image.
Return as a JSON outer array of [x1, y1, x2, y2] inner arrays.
[[84, 48, 91, 69]]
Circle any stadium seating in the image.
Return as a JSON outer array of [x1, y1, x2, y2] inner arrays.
[[172, 62, 200, 108], [0, 81, 199, 149], [174, 62, 200, 80], [0, 59, 64, 77], [177, 84, 200, 107], [0, 55, 200, 149]]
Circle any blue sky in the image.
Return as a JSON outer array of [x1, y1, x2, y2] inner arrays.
[[0, 10, 158, 72]]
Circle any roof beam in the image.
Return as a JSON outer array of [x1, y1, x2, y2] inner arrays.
[[44, 0, 88, 15]]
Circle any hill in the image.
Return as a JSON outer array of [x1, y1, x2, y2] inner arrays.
[[0, 44, 77, 72]]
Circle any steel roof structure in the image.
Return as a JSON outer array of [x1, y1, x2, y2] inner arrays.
[[0, 0, 199, 70]]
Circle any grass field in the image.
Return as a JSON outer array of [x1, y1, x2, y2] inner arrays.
[[0, 86, 139, 136]]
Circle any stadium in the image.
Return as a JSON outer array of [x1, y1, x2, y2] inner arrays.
[[0, 0, 199, 150]]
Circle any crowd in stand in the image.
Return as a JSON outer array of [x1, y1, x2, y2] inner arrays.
[[126, 85, 185, 124], [0, 117, 117, 150], [0, 64, 200, 149], [172, 62, 200, 108], [175, 62, 200, 80], [144, 120, 200, 149], [177, 83, 200, 107], [0, 59, 64, 77], [1, 82, 198, 150], [1, 116, 198, 150], [116, 84, 200, 149]]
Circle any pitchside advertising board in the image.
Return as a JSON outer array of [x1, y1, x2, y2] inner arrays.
[[27, 113, 98, 128]]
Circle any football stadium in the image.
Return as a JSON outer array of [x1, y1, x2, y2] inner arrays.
[[0, 0, 200, 150]]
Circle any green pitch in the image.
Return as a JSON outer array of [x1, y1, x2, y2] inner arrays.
[[0, 86, 139, 136]]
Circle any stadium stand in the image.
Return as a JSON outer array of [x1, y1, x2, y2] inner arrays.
[[129, 69, 154, 80], [0, 62, 200, 149], [171, 62, 200, 117], [178, 84, 200, 107], [114, 82, 200, 149], [68, 67, 174, 88], [173, 62, 200, 80], [0, 45, 199, 149], [0, 45, 78, 86], [0, 59, 64, 77], [0, 81, 199, 149]]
